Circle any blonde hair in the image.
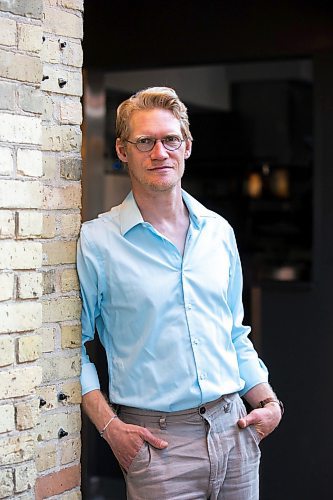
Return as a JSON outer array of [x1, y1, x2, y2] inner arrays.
[[116, 86, 193, 141]]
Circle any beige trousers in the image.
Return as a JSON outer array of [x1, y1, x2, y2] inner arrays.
[[118, 393, 261, 500]]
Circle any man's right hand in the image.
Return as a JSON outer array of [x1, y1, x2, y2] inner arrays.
[[103, 417, 168, 472]]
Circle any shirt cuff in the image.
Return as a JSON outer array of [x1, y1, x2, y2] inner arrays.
[[238, 359, 269, 397], [80, 362, 101, 396]]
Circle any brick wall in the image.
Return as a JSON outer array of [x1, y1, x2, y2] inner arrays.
[[0, 1, 83, 498]]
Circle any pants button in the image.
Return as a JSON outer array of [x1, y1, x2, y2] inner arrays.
[[199, 406, 206, 415]]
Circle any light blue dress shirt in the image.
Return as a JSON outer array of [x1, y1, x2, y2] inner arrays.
[[77, 190, 268, 411]]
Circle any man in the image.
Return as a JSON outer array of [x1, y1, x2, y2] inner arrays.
[[77, 87, 283, 500]]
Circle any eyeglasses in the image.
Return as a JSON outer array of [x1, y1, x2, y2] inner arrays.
[[125, 136, 184, 152]]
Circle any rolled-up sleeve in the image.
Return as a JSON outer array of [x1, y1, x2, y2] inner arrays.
[[227, 229, 268, 396], [77, 227, 101, 395]]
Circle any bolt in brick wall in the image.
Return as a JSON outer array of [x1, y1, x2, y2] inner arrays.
[[0, 0, 83, 498]]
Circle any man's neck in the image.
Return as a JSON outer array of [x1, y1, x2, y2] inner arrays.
[[132, 185, 190, 255], [133, 185, 186, 225]]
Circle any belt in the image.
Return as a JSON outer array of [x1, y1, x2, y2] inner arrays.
[[115, 393, 237, 419]]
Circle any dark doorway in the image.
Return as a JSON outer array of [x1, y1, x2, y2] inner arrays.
[[82, 2, 333, 499]]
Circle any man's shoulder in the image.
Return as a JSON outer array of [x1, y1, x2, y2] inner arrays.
[[80, 205, 121, 238]]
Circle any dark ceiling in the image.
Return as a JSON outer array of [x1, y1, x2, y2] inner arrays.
[[83, 0, 333, 71]]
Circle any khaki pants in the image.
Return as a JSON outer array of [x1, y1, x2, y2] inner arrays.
[[118, 393, 261, 500]]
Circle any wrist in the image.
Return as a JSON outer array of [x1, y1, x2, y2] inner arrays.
[[257, 397, 284, 417], [99, 414, 118, 438]]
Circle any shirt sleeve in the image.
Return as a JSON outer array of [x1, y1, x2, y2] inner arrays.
[[77, 227, 101, 396], [227, 228, 269, 396]]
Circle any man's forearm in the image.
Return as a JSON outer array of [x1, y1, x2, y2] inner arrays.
[[82, 389, 116, 435], [243, 382, 282, 415]]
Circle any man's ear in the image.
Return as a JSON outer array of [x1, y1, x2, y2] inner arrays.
[[184, 139, 192, 159], [116, 138, 127, 162]]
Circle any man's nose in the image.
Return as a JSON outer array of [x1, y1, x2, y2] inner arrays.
[[150, 140, 169, 159]]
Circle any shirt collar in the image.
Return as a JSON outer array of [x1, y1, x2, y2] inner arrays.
[[119, 189, 217, 236], [120, 191, 144, 236], [181, 189, 217, 229]]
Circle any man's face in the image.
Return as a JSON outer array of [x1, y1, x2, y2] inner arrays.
[[116, 108, 192, 195]]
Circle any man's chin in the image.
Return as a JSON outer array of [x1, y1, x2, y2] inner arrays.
[[147, 181, 179, 192]]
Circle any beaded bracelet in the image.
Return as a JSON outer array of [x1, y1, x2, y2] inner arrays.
[[100, 415, 118, 437]]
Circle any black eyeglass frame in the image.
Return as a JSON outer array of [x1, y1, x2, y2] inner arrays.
[[124, 136, 185, 152]]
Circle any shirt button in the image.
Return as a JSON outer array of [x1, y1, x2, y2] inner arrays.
[[186, 303, 192, 310], [193, 338, 199, 345]]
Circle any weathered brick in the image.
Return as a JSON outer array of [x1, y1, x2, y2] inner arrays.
[[0, 81, 15, 112], [41, 37, 61, 64], [42, 125, 82, 152], [39, 326, 56, 353], [60, 125, 82, 152], [60, 98, 82, 125], [0, 434, 35, 466], [36, 385, 57, 411], [18, 335, 41, 362], [0, 180, 43, 209], [43, 185, 81, 210], [0, 210, 15, 238], [0, 146, 13, 176], [61, 436, 81, 465], [61, 268, 79, 292], [60, 213, 81, 238], [18, 23, 42, 53], [0, 49, 42, 84], [61, 324, 81, 349], [43, 269, 56, 295], [16, 489, 36, 499], [0, 272, 15, 301], [62, 41, 83, 68], [43, 7, 83, 38], [43, 296, 81, 322], [42, 93, 57, 121], [0, 366, 42, 399], [17, 212, 43, 238], [18, 85, 43, 114], [35, 442, 57, 472], [17, 212, 41, 239], [0, 302, 42, 333], [14, 462, 37, 493], [60, 157, 81, 180], [60, 380, 81, 404], [59, 490, 82, 500], [0, 404, 15, 433], [0, 336, 14, 367], [58, 0, 84, 10], [0, 468, 14, 498], [43, 241, 77, 265], [37, 411, 81, 441], [0, 0, 43, 19], [44, 0, 58, 6], [17, 149, 43, 178], [18, 271, 43, 299], [42, 214, 56, 238], [16, 400, 38, 430], [41, 66, 82, 97], [35, 464, 81, 500], [0, 241, 42, 269], [0, 113, 41, 144], [0, 17, 16, 46], [42, 154, 58, 180], [40, 354, 80, 383]]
